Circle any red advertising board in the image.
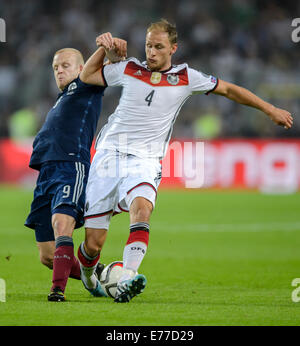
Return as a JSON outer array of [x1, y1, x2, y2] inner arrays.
[[1, 138, 299, 192], [161, 139, 300, 193], [0, 138, 38, 186]]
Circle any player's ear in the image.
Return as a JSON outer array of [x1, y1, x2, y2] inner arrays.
[[79, 64, 84, 72], [170, 43, 177, 56]]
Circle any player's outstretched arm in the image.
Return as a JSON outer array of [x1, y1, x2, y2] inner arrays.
[[213, 79, 294, 129], [80, 32, 127, 86]]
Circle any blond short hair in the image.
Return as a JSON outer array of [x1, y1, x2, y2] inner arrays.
[[53, 48, 84, 66], [147, 19, 177, 45]]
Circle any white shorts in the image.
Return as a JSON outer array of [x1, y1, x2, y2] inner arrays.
[[84, 149, 162, 229]]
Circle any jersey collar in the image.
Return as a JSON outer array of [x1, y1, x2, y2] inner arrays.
[[142, 61, 174, 73], [60, 77, 79, 94]]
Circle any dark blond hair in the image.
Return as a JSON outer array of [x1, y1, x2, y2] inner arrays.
[[147, 19, 177, 45]]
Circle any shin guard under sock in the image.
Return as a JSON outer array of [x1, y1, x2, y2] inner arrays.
[[51, 236, 75, 292]]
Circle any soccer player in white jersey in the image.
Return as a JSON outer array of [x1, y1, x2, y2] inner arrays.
[[77, 20, 293, 303]]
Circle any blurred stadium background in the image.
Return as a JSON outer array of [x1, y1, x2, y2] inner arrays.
[[0, 0, 299, 191]]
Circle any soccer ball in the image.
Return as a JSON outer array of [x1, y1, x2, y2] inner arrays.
[[99, 261, 137, 298]]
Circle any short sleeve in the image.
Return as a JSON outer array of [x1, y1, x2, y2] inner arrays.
[[102, 60, 129, 87], [77, 76, 106, 94], [188, 68, 218, 95]]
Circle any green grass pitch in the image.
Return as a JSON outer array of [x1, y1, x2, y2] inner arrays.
[[0, 185, 300, 326]]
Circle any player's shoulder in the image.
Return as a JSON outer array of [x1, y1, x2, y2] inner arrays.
[[124, 57, 145, 69], [117, 57, 148, 75], [127, 57, 142, 64], [182, 63, 213, 80], [169, 62, 189, 73], [108, 57, 142, 67], [172, 63, 205, 77], [102, 57, 144, 85], [76, 75, 105, 92], [103, 57, 142, 74], [171, 62, 206, 73]]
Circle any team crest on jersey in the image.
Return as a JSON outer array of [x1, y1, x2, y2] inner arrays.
[[67, 82, 77, 95], [167, 74, 179, 85], [150, 72, 162, 84]]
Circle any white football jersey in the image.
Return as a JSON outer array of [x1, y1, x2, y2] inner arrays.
[[96, 57, 218, 159]]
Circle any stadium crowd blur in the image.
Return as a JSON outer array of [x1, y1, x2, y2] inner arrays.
[[0, 0, 299, 140]]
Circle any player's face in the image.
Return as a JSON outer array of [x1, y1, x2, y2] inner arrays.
[[145, 31, 177, 71], [52, 52, 82, 90]]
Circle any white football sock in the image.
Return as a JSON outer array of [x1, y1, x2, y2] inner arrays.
[[119, 241, 147, 282], [78, 242, 99, 290], [80, 264, 98, 290]]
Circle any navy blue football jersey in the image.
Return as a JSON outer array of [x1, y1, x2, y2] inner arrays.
[[29, 76, 105, 170]]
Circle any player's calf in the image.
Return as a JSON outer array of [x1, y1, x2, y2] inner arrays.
[[37, 241, 55, 269], [40, 253, 53, 269]]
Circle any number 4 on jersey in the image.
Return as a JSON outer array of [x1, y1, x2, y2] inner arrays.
[[145, 90, 155, 106]]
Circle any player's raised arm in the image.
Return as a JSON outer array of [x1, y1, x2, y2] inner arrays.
[[212, 79, 294, 129], [80, 32, 127, 86]]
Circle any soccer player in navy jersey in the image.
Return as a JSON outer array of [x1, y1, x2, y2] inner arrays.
[[25, 34, 126, 301]]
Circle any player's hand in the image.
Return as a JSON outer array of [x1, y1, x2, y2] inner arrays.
[[113, 38, 127, 58], [106, 38, 127, 63], [266, 106, 294, 129], [96, 32, 114, 50], [96, 34, 127, 63]]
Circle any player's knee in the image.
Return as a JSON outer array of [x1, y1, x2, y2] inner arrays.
[[52, 213, 75, 238]]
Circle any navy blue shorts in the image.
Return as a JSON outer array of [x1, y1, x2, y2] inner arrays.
[[25, 161, 89, 242]]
